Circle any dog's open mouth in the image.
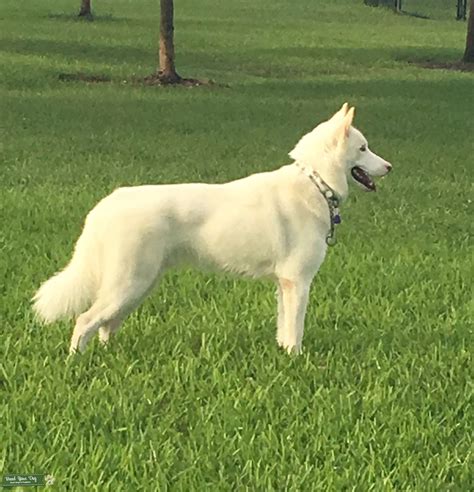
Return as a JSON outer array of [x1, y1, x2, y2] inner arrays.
[[351, 166, 376, 192]]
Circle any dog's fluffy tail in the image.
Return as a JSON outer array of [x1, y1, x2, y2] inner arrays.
[[33, 234, 97, 324]]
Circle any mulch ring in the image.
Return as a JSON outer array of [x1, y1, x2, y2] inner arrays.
[[140, 74, 216, 87], [58, 72, 220, 87]]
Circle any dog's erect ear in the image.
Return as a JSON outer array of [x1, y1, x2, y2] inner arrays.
[[343, 107, 355, 137], [334, 106, 355, 142], [330, 102, 349, 123]]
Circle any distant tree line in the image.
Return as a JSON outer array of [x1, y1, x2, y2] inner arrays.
[[364, 0, 474, 62], [70, 0, 474, 74]]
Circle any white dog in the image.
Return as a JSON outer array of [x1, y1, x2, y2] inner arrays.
[[33, 104, 392, 355]]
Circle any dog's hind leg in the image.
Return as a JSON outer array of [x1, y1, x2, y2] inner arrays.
[[70, 305, 107, 354], [69, 281, 155, 354], [69, 256, 164, 354], [99, 318, 122, 346], [277, 277, 310, 355]]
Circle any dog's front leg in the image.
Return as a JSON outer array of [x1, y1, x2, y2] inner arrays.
[[276, 278, 310, 355]]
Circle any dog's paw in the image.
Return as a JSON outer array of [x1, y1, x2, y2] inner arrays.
[[276, 334, 286, 348], [286, 344, 302, 356], [277, 337, 302, 355]]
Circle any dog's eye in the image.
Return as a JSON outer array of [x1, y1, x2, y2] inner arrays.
[[360, 145, 367, 152]]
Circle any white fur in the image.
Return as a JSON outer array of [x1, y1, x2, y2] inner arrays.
[[33, 104, 392, 355]]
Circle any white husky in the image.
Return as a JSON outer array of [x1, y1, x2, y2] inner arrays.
[[33, 104, 392, 355]]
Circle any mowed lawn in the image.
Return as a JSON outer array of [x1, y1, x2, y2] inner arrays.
[[1, 0, 473, 489]]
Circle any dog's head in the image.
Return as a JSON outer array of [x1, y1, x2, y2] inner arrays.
[[333, 103, 392, 191], [290, 103, 392, 193]]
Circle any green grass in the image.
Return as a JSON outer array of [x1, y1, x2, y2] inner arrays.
[[1, 0, 473, 489]]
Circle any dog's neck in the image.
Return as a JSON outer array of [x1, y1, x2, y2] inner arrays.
[[296, 156, 349, 202]]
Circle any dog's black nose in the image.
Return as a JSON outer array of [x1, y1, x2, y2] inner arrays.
[[385, 164, 392, 173]]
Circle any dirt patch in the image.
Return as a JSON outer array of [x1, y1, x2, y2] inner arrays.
[[411, 60, 474, 73], [58, 72, 224, 88], [140, 74, 216, 87], [58, 72, 111, 83]]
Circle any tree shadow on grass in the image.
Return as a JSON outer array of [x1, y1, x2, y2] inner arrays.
[[1, 37, 466, 79], [411, 60, 474, 72], [0, 38, 151, 66], [2, 38, 471, 96], [182, 45, 466, 79], [399, 9, 430, 20]]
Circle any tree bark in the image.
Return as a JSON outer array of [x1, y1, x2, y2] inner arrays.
[[463, 0, 474, 62], [78, 0, 92, 19], [158, 0, 181, 82]]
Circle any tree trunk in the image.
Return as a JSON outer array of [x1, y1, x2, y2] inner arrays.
[[463, 0, 474, 62], [158, 0, 181, 83], [78, 0, 92, 20]]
